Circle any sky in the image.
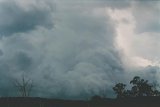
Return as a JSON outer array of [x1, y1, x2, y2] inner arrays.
[[0, 0, 159, 99]]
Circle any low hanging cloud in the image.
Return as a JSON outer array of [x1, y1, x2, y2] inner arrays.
[[0, 0, 159, 99]]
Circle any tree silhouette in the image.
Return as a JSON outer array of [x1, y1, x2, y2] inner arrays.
[[113, 83, 126, 98], [113, 76, 160, 98], [130, 76, 153, 97], [13, 75, 33, 97]]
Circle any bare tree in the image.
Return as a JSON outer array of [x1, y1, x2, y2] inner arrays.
[[13, 75, 33, 97]]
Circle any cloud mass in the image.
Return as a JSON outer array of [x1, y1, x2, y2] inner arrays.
[[0, 0, 159, 99]]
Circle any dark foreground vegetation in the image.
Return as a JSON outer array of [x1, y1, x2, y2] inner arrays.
[[0, 76, 160, 107], [0, 96, 160, 107], [113, 76, 160, 98]]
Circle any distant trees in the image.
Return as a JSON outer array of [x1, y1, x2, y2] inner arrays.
[[130, 76, 154, 97], [13, 75, 33, 97], [113, 83, 127, 98], [113, 76, 160, 98]]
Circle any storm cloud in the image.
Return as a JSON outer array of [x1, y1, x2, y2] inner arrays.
[[132, 0, 160, 33], [0, 0, 159, 99], [0, 0, 54, 36]]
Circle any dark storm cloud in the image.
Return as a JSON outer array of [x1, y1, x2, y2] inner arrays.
[[0, 0, 125, 98], [0, 1, 54, 36], [12, 52, 33, 71], [57, 0, 131, 9], [0, 50, 3, 56], [99, 0, 131, 9], [0, 0, 159, 99]]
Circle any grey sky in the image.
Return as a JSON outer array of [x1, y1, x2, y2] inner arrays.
[[0, 0, 159, 99]]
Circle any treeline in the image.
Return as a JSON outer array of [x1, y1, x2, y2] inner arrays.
[[12, 75, 160, 99], [113, 76, 160, 98]]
